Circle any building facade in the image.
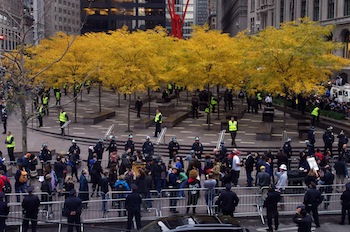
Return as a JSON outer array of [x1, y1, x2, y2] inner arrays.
[[246, 0, 350, 78], [217, 0, 247, 36], [81, 0, 166, 34], [0, 0, 33, 50], [196, 0, 208, 26]]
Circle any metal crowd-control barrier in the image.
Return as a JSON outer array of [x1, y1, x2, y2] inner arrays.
[[216, 130, 226, 150], [3, 185, 347, 230], [61, 120, 72, 136], [156, 127, 167, 156], [104, 124, 115, 140]]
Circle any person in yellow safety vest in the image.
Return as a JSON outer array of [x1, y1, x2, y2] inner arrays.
[[59, 108, 69, 136], [55, 89, 61, 106], [63, 83, 68, 96], [5, 131, 15, 162], [42, 94, 49, 116], [257, 92, 262, 109], [154, 109, 162, 137], [210, 96, 217, 113], [228, 116, 238, 147], [167, 83, 173, 95], [205, 104, 213, 124], [38, 104, 44, 127], [311, 106, 320, 126], [85, 80, 91, 94]]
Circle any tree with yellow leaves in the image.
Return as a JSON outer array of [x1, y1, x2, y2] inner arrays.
[[176, 26, 245, 129], [99, 27, 168, 131], [239, 18, 350, 126]]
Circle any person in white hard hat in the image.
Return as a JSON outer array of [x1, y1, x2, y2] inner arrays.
[[275, 164, 288, 208]]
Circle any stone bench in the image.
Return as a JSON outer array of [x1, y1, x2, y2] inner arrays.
[[298, 121, 310, 139], [82, 111, 116, 125], [134, 118, 154, 129], [256, 123, 272, 140], [163, 111, 190, 128]]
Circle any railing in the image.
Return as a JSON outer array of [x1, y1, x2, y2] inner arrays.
[[61, 120, 72, 136], [4, 184, 345, 230], [104, 124, 115, 140], [216, 130, 226, 150], [156, 127, 167, 156]]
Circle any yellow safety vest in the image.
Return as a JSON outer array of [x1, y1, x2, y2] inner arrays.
[[154, 112, 162, 123], [167, 83, 172, 90], [39, 106, 43, 116], [55, 91, 60, 99], [205, 105, 213, 113], [311, 107, 319, 117], [257, 93, 262, 101], [6, 135, 15, 148], [229, 120, 238, 132], [43, 97, 48, 105], [210, 97, 217, 106], [59, 112, 67, 122]]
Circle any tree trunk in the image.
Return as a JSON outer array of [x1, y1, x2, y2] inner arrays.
[[207, 84, 211, 130], [127, 94, 132, 132], [217, 85, 220, 120], [74, 89, 77, 123], [118, 92, 121, 107], [20, 97, 28, 154], [99, 82, 102, 113], [283, 99, 287, 130], [148, 87, 151, 118]]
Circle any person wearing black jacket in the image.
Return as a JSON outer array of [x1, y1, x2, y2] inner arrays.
[[94, 139, 105, 160], [64, 189, 82, 232], [339, 183, 350, 225], [124, 135, 135, 155], [216, 183, 239, 217], [90, 160, 102, 197], [168, 137, 180, 165], [126, 184, 142, 231], [22, 186, 40, 232], [244, 152, 255, 187], [99, 171, 109, 215], [303, 182, 322, 228], [0, 192, 9, 232], [263, 184, 281, 231], [54, 156, 67, 196], [135, 97, 143, 118], [293, 205, 312, 232]]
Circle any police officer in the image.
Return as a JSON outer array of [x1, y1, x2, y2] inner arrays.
[[39, 143, 52, 168], [0, 192, 9, 232], [68, 139, 81, 181], [59, 108, 69, 136], [126, 184, 142, 231], [293, 205, 312, 232], [22, 185, 40, 232], [1, 108, 7, 134], [154, 109, 162, 137], [257, 92, 262, 109], [55, 88, 61, 106], [37, 103, 44, 127], [125, 134, 135, 155], [228, 116, 238, 147], [64, 189, 82, 232], [191, 137, 203, 160], [106, 136, 117, 156], [303, 182, 322, 228], [135, 97, 143, 118], [282, 138, 292, 169], [191, 98, 199, 119], [323, 126, 334, 155], [339, 182, 350, 225], [338, 130, 348, 156], [307, 126, 315, 145], [42, 93, 49, 116], [263, 184, 281, 231], [216, 183, 239, 217], [311, 105, 320, 126], [142, 136, 154, 162], [94, 138, 105, 160], [168, 137, 180, 164], [5, 131, 15, 163]]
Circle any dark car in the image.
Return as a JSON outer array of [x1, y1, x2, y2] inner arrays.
[[140, 215, 250, 232]]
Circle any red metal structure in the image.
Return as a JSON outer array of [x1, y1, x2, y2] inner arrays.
[[167, 0, 190, 39]]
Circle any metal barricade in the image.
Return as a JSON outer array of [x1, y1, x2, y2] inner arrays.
[[216, 130, 226, 150], [104, 124, 115, 140]]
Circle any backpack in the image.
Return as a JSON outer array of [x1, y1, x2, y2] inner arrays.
[[2, 178, 11, 193], [115, 183, 127, 198], [19, 169, 28, 183]]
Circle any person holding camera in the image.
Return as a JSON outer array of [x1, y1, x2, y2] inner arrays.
[[293, 205, 312, 232]]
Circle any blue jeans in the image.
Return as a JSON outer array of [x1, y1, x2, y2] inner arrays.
[[146, 192, 153, 208], [15, 183, 26, 202], [178, 179, 188, 197], [155, 178, 166, 194], [246, 170, 253, 187], [101, 192, 109, 213]]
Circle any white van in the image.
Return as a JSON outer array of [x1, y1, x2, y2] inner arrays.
[[330, 84, 350, 102]]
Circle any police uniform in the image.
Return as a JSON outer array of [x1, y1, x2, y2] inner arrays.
[[228, 118, 238, 146], [126, 184, 142, 231], [264, 187, 281, 231], [22, 186, 40, 232], [64, 189, 82, 232], [191, 139, 203, 160], [303, 184, 322, 228], [323, 128, 334, 154], [59, 109, 68, 135], [154, 110, 162, 137]]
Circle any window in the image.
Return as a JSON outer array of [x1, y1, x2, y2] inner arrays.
[[345, 0, 350, 16], [301, 0, 306, 18], [251, 0, 255, 12], [280, 0, 284, 23], [327, 0, 334, 19], [290, 0, 295, 20], [313, 0, 320, 21]]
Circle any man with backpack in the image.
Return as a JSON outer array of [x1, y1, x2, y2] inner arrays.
[[0, 170, 11, 195], [114, 175, 130, 216], [15, 164, 28, 202]]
